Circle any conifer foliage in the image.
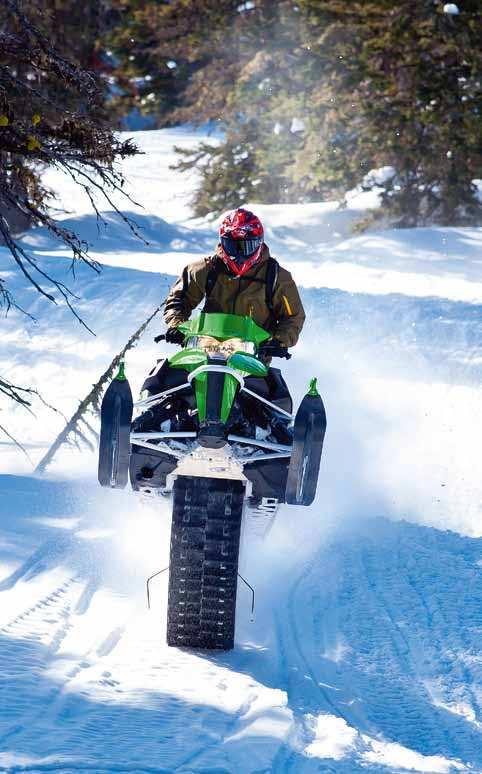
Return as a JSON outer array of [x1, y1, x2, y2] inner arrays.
[[0, 0, 138, 322], [296, 0, 482, 227], [108, 0, 481, 226], [0, 0, 140, 425]]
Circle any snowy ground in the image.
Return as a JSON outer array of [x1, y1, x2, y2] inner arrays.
[[0, 127, 481, 773]]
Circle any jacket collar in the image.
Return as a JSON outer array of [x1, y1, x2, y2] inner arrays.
[[215, 242, 270, 278]]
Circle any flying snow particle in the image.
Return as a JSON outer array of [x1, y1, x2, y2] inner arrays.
[[443, 3, 460, 14], [446, 150, 453, 158], [273, 122, 283, 135], [290, 117, 305, 133], [362, 166, 396, 188], [237, 0, 255, 11], [167, 61, 177, 70]]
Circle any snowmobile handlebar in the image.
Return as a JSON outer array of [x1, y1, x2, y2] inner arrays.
[[257, 342, 292, 360], [154, 334, 292, 359]]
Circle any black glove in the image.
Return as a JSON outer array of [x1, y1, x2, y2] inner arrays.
[[164, 327, 185, 345], [258, 339, 292, 360]]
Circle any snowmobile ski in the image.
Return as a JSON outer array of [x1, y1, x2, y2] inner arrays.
[[98, 362, 133, 489], [285, 378, 326, 506]]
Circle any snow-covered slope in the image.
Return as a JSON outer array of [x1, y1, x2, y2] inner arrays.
[[0, 128, 481, 773]]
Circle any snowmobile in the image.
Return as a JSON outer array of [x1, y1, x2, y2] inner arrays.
[[98, 312, 326, 650]]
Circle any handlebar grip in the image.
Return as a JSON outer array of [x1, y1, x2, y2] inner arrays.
[[258, 345, 292, 360]]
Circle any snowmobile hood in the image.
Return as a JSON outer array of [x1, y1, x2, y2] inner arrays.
[[178, 312, 271, 345]]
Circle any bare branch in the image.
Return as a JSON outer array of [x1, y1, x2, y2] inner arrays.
[[0, 423, 34, 465]]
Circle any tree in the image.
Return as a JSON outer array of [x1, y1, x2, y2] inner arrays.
[[104, 0, 239, 127], [117, 0, 481, 225], [0, 0, 139, 435], [297, 0, 482, 226], [169, 0, 309, 214]]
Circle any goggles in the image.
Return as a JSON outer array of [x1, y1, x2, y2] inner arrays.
[[221, 235, 262, 262]]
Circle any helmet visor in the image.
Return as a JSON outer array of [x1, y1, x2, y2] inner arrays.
[[221, 236, 262, 262]]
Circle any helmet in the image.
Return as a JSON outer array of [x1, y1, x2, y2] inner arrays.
[[219, 208, 264, 276]]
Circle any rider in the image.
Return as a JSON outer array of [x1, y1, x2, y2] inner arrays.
[[163, 207, 305, 357]]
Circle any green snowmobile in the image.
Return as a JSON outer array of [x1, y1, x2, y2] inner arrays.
[[98, 312, 326, 650]]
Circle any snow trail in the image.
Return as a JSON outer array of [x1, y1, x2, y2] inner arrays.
[[0, 127, 481, 772]]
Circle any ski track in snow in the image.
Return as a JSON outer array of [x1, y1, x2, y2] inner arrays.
[[0, 127, 481, 772]]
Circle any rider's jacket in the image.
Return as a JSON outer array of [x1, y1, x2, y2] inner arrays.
[[163, 243, 305, 348]]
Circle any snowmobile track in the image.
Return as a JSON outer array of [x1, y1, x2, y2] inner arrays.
[[167, 475, 244, 650]]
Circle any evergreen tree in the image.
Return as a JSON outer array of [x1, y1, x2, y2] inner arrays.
[[0, 0, 138, 310], [115, 0, 481, 225], [0, 0, 138, 419], [172, 0, 309, 214], [297, 0, 482, 226], [105, 0, 241, 126]]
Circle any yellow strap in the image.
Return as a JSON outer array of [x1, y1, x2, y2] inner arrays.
[[282, 294, 293, 316]]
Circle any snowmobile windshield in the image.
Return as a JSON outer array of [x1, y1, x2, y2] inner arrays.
[[220, 236, 262, 261], [178, 312, 270, 345], [185, 335, 254, 357]]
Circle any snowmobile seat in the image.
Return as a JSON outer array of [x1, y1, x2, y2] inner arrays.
[[244, 375, 270, 400], [243, 369, 292, 414], [267, 368, 293, 414], [142, 359, 191, 396]]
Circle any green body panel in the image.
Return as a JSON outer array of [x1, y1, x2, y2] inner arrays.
[[167, 349, 208, 420], [194, 373, 208, 421], [228, 352, 268, 377], [167, 314, 272, 425], [218, 355, 268, 422], [168, 349, 207, 371], [179, 312, 270, 344], [220, 374, 239, 423]]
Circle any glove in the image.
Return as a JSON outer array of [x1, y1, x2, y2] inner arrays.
[[258, 339, 291, 359], [165, 327, 185, 345]]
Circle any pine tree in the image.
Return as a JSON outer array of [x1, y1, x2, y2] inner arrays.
[[172, 0, 309, 214], [105, 0, 242, 126], [296, 0, 482, 226], [120, 0, 481, 225], [0, 0, 138, 313], [0, 0, 138, 423]]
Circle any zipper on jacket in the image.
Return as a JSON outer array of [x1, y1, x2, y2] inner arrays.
[[282, 294, 293, 316]]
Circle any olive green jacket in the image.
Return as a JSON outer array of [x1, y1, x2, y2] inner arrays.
[[163, 244, 305, 347]]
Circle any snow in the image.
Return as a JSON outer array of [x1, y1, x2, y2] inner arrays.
[[443, 3, 460, 15], [362, 165, 396, 188], [290, 117, 305, 133], [0, 126, 481, 771], [304, 714, 358, 760], [361, 738, 466, 772]]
